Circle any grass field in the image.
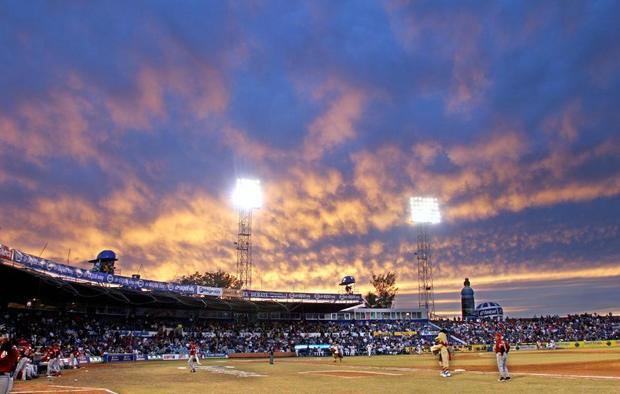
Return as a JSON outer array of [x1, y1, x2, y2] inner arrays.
[[11, 348, 620, 394]]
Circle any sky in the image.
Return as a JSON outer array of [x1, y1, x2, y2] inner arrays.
[[1, 0, 619, 317]]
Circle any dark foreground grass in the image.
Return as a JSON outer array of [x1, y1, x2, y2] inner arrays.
[[13, 348, 620, 394]]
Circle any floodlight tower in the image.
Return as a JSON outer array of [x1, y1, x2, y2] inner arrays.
[[410, 197, 441, 319], [232, 178, 263, 290]]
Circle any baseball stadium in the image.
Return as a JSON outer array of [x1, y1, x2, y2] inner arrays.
[[1, 244, 619, 394], [2, 1, 620, 394]]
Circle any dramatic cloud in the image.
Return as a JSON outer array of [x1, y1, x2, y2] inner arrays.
[[1, 0, 619, 316]]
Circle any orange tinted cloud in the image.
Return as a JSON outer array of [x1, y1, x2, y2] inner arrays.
[[106, 64, 229, 129], [0, 89, 97, 163], [1, 159, 618, 313], [220, 126, 288, 162], [303, 82, 366, 160]]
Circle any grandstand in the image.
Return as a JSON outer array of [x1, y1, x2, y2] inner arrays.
[[0, 244, 375, 318]]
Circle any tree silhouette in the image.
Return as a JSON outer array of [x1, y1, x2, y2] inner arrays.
[[178, 270, 243, 289], [364, 291, 378, 308], [367, 271, 398, 308]]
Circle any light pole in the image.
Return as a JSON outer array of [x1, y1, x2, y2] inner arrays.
[[409, 196, 441, 319], [232, 178, 262, 290]]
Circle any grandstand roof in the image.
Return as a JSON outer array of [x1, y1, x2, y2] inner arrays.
[[0, 262, 357, 314]]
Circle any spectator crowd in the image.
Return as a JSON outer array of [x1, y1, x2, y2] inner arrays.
[[434, 313, 620, 345], [1, 309, 618, 380], [0, 311, 431, 359]]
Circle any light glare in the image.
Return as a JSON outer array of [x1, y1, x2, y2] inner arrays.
[[410, 197, 441, 224], [232, 178, 263, 209]]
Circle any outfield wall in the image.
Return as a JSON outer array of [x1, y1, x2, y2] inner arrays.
[[228, 352, 296, 358], [457, 340, 620, 352], [554, 340, 620, 349]]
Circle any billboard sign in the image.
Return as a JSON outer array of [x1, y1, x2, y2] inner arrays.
[[6, 245, 358, 303], [10, 248, 221, 297], [243, 289, 363, 303]]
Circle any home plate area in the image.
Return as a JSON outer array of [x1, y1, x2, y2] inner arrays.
[[299, 370, 403, 379], [176, 365, 265, 377]]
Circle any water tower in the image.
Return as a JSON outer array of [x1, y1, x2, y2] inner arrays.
[[461, 278, 476, 320]]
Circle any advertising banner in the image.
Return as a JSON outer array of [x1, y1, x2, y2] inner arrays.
[[7, 244, 360, 303], [477, 307, 503, 317], [228, 352, 295, 359], [196, 286, 223, 297], [103, 353, 136, 363], [162, 354, 187, 361], [115, 330, 158, 338], [243, 289, 363, 303], [514, 344, 537, 351], [202, 353, 227, 358], [160, 352, 227, 360], [294, 344, 330, 351], [393, 331, 417, 337], [10, 248, 205, 297], [549, 340, 617, 349], [222, 288, 243, 298]]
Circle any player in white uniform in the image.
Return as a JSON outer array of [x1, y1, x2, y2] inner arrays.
[[432, 329, 451, 378], [330, 343, 343, 362]]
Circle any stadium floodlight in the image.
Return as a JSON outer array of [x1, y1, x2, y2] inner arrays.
[[409, 197, 441, 225], [232, 178, 263, 210], [232, 178, 262, 292], [409, 196, 440, 319]]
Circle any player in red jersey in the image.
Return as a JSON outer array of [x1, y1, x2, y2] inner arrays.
[[0, 336, 20, 394], [13, 340, 32, 381], [188, 342, 200, 373], [495, 332, 511, 382]]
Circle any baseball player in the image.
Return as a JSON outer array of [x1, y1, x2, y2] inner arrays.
[[433, 329, 451, 377], [330, 343, 343, 363], [366, 343, 373, 357], [188, 342, 200, 373], [46, 344, 62, 377], [13, 349, 30, 381], [0, 337, 20, 394], [13, 340, 30, 381], [70, 348, 81, 369], [268, 345, 275, 365], [495, 333, 511, 381]]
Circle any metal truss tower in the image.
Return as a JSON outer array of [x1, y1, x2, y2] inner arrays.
[[232, 178, 262, 292], [235, 208, 253, 290], [416, 225, 436, 319]]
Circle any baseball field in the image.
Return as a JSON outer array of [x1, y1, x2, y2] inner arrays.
[[11, 348, 620, 394]]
